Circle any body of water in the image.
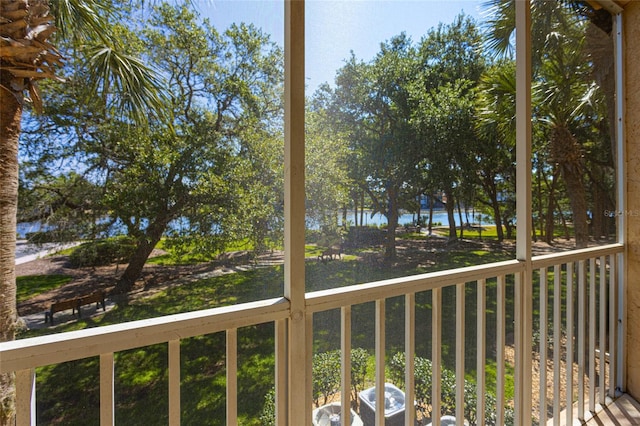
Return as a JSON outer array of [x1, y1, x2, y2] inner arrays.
[[339, 210, 493, 228]]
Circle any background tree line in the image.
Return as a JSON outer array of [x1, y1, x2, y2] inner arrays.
[[17, 0, 616, 285]]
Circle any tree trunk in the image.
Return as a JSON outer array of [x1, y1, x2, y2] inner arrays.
[[360, 191, 364, 227], [0, 72, 22, 425], [456, 198, 464, 239], [483, 177, 505, 242], [545, 190, 556, 245], [445, 189, 457, 241], [112, 220, 167, 296], [428, 194, 434, 235], [543, 166, 560, 244], [536, 164, 543, 241], [353, 194, 358, 227], [383, 186, 398, 261], [491, 200, 504, 242], [552, 125, 589, 248]]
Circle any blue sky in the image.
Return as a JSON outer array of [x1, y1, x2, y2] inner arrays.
[[194, 1, 484, 93]]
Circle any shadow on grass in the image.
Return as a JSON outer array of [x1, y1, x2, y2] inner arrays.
[[27, 238, 516, 424]]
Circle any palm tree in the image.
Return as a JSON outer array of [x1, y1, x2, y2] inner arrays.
[[482, 0, 615, 248], [0, 1, 164, 422]]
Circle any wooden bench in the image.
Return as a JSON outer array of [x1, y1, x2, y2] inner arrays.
[[318, 247, 342, 263], [44, 291, 107, 325], [76, 291, 107, 316]]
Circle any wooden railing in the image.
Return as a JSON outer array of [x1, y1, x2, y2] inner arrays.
[[0, 244, 624, 425]]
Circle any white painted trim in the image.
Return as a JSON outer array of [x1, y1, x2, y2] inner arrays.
[[553, 264, 562, 423], [404, 294, 415, 426], [539, 268, 548, 423], [566, 262, 575, 426], [515, 1, 533, 422], [455, 283, 465, 423], [578, 261, 586, 420], [599, 256, 607, 405], [496, 276, 506, 426], [589, 258, 597, 413], [0, 298, 289, 373], [614, 10, 627, 394], [341, 306, 352, 426], [432, 287, 442, 426], [375, 299, 385, 426], [476, 279, 486, 426]]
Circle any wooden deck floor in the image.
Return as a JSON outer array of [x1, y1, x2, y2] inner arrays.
[[585, 394, 640, 425]]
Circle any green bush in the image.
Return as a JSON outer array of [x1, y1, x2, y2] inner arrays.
[[389, 352, 514, 425], [69, 237, 136, 268], [349, 348, 369, 408], [259, 348, 371, 425], [259, 388, 276, 426], [312, 350, 342, 406]]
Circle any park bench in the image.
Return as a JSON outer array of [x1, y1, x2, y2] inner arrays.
[[44, 291, 107, 325], [318, 246, 342, 262]]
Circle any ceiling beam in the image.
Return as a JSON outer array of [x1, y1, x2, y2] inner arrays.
[[588, 0, 625, 14]]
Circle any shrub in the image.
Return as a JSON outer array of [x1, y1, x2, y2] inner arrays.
[[69, 237, 136, 268], [350, 348, 369, 409], [259, 387, 276, 426], [389, 352, 514, 425], [261, 349, 370, 425], [312, 350, 341, 406]]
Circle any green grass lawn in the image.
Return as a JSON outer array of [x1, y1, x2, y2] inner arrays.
[[16, 275, 72, 304], [21, 234, 517, 425]]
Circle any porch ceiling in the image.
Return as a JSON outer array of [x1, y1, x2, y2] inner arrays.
[[586, 0, 630, 13]]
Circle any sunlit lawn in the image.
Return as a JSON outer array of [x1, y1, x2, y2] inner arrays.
[[21, 233, 516, 425], [16, 274, 72, 303]]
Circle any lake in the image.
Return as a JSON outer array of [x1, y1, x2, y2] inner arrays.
[[339, 210, 493, 227]]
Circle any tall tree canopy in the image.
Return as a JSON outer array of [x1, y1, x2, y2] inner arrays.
[[19, 2, 285, 294]]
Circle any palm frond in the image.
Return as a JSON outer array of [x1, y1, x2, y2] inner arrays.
[[50, 0, 112, 44], [85, 44, 169, 125], [481, 0, 515, 58]]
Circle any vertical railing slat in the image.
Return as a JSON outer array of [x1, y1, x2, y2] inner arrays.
[[609, 254, 617, 398], [578, 260, 586, 420], [599, 255, 607, 405], [476, 279, 486, 426], [589, 258, 597, 413], [432, 287, 442, 426], [566, 262, 574, 426], [275, 319, 287, 425], [553, 264, 561, 425], [15, 368, 35, 426], [455, 283, 465, 424], [496, 276, 506, 426], [341, 306, 352, 426], [100, 353, 114, 426], [226, 329, 238, 426], [375, 299, 386, 426], [405, 294, 415, 426], [306, 313, 314, 424], [168, 339, 181, 426], [539, 267, 548, 425]]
